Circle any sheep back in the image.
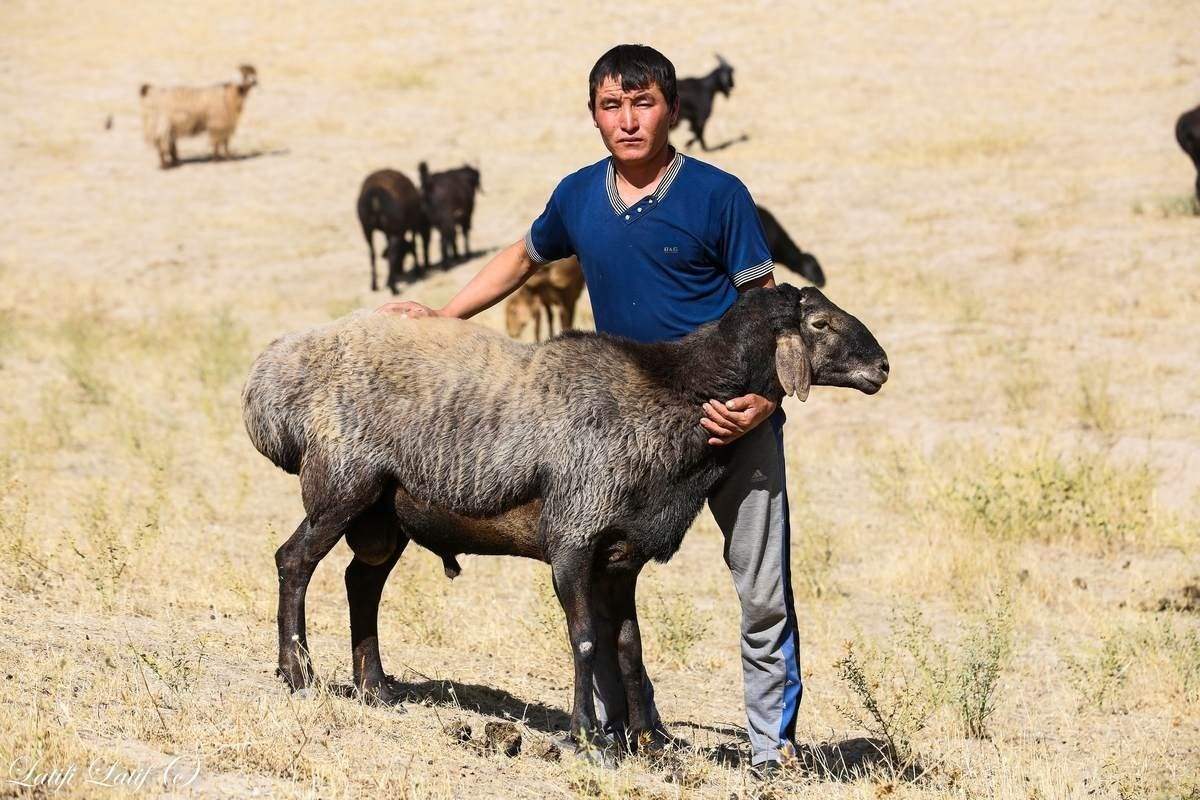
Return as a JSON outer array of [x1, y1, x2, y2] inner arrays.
[[243, 313, 710, 554]]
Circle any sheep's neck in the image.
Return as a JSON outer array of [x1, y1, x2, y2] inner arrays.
[[666, 325, 783, 408]]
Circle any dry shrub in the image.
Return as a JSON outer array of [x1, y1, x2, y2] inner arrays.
[[643, 587, 709, 670], [874, 439, 1174, 552], [1132, 194, 1199, 218], [59, 312, 112, 405]]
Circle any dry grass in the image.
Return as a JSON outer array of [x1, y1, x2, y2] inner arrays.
[[0, 0, 1198, 797]]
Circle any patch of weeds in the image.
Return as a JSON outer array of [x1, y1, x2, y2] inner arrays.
[[71, 480, 162, 609], [1076, 365, 1120, 437], [1135, 617, 1200, 704], [131, 637, 207, 695], [0, 459, 54, 594], [195, 307, 250, 394], [834, 611, 944, 766], [59, 313, 111, 404], [391, 562, 447, 647], [0, 306, 17, 359], [950, 593, 1014, 738], [1064, 632, 1131, 711], [937, 444, 1166, 551], [792, 529, 835, 599], [645, 588, 708, 669], [527, 574, 566, 655], [1132, 194, 1199, 218], [787, 479, 836, 599], [325, 296, 359, 320]]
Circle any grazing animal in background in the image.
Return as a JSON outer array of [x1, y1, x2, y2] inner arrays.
[[673, 55, 737, 152], [242, 284, 889, 751], [756, 205, 826, 287], [139, 65, 258, 169], [419, 162, 482, 266], [505, 257, 586, 342], [1175, 105, 1200, 206], [357, 169, 432, 293]]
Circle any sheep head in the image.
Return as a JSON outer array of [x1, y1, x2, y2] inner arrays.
[[237, 64, 258, 92], [762, 285, 889, 400]]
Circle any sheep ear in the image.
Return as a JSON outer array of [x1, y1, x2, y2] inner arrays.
[[775, 334, 810, 402]]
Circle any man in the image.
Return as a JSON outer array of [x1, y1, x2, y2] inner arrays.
[[378, 44, 799, 772]]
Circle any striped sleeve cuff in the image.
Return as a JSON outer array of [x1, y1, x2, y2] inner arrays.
[[731, 258, 775, 287], [524, 229, 551, 265]]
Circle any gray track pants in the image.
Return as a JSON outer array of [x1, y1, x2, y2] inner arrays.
[[593, 409, 801, 765]]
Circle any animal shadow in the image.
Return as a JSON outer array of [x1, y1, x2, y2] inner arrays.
[[685, 132, 750, 153], [171, 148, 289, 167], [330, 674, 572, 734], [433, 245, 499, 272], [694, 728, 923, 782]]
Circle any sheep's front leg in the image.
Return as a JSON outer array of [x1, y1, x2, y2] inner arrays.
[[552, 547, 609, 750]]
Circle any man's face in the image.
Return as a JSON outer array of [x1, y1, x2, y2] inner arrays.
[[591, 77, 678, 165]]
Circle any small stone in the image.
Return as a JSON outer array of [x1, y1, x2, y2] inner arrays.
[[1072, 577, 1088, 590], [483, 721, 522, 757], [528, 737, 561, 762]]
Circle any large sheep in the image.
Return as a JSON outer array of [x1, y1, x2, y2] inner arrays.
[[242, 284, 888, 751], [140, 65, 257, 169]]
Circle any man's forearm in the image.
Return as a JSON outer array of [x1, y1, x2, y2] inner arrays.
[[440, 239, 539, 319]]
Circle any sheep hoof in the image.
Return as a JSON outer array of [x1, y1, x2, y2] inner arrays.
[[443, 556, 462, 579], [557, 734, 618, 768], [359, 679, 407, 710]]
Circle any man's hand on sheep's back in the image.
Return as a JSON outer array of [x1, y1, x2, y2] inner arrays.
[[700, 393, 777, 446], [374, 300, 441, 318]]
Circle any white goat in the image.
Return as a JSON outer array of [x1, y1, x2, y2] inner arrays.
[[139, 65, 258, 168]]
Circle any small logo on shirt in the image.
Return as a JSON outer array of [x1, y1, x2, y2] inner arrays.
[[663, 246, 679, 253], [750, 469, 768, 483]]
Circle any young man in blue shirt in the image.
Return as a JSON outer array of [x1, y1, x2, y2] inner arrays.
[[379, 44, 799, 771]]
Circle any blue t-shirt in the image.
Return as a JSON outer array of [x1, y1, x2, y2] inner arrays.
[[524, 150, 773, 343]]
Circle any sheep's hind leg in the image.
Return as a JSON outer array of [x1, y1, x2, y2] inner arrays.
[[345, 542, 407, 706], [276, 475, 381, 692]]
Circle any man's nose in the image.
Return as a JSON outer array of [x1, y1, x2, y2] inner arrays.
[[620, 104, 636, 130]]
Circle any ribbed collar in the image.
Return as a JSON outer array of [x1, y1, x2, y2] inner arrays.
[[605, 149, 684, 214]]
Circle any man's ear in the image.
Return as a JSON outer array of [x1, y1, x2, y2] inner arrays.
[[775, 334, 811, 402], [669, 97, 680, 126]]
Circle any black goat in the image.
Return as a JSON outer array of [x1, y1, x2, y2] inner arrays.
[[673, 55, 740, 152], [1175, 105, 1200, 205], [357, 169, 431, 293], [419, 162, 482, 266], [756, 205, 826, 287]]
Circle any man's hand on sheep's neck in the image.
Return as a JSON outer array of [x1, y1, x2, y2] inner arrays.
[[700, 394, 777, 446], [375, 300, 441, 318]]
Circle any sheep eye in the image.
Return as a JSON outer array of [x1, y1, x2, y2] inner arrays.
[[811, 319, 829, 330]]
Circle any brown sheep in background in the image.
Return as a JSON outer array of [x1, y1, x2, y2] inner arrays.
[[504, 257, 585, 342], [140, 65, 258, 169]]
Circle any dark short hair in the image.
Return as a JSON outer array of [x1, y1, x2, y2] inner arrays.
[[588, 44, 678, 111]]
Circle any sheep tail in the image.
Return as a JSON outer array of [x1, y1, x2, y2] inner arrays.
[[241, 355, 305, 474]]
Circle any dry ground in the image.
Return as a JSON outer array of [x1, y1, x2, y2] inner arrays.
[[1, 0, 1198, 797]]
